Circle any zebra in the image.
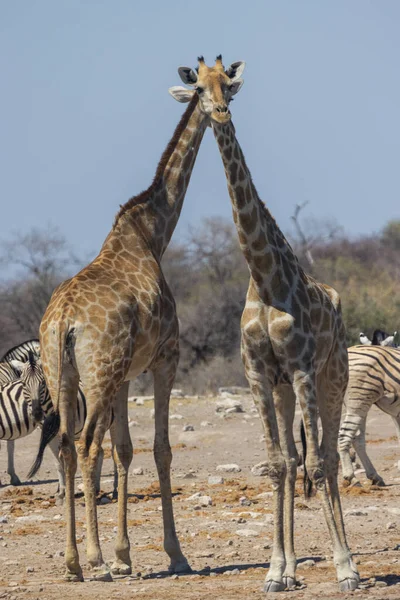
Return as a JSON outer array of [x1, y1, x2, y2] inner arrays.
[[338, 344, 400, 486], [0, 340, 116, 500], [0, 352, 47, 486]]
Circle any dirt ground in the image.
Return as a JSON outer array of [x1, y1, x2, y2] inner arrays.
[[1, 392, 400, 600]]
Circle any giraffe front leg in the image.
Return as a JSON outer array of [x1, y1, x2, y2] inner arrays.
[[110, 382, 132, 576], [152, 348, 191, 574]]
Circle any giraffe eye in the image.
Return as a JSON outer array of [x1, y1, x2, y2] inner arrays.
[[196, 86, 204, 94]]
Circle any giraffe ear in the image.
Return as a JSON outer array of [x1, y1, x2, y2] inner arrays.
[[229, 79, 244, 96], [225, 61, 246, 81], [178, 66, 198, 85], [168, 86, 195, 103]]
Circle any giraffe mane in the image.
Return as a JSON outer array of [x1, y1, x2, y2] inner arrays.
[[113, 93, 199, 228]]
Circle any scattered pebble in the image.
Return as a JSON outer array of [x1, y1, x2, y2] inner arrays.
[[216, 464, 241, 473], [182, 424, 194, 431], [208, 476, 224, 485], [132, 467, 144, 476]]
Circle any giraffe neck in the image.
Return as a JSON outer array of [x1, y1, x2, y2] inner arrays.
[[213, 120, 302, 302], [112, 95, 208, 259]]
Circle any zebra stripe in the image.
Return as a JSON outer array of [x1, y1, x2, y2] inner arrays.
[[0, 339, 40, 363]]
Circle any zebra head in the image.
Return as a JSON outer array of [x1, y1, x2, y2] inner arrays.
[[10, 351, 46, 423]]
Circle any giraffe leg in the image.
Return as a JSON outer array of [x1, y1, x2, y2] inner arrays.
[[244, 358, 286, 592], [316, 384, 359, 591], [48, 436, 66, 504], [152, 348, 191, 574], [7, 440, 21, 486], [78, 402, 112, 581], [58, 377, 83, 582], [110, 382, 133, 576], [109, 425, 119, 499], [274, 385, 298, 589]]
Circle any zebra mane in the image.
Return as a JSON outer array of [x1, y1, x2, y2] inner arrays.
[[0, 339, 40, 363]]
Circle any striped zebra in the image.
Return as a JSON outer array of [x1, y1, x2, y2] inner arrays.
[[0, 352, 46, 486], [0, 340, 115, 500], [339, 344, 400, 486]]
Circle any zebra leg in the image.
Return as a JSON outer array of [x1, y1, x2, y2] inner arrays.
[[7, 440, 21, 486], [352, 418, 385, 486], [339, 399, 373, 485]]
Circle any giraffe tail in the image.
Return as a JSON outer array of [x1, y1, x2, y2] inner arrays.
[[300, 419, 313, 499], [27, 412, 61, 480]]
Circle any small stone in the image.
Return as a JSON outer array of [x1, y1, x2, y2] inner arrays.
[[129, 420, 140, 428], [54, 550, 65, 557], [53, 513, 62, 520], [201, 421, 213, 427], [235, 529, 259, 537], [171, 573, 179, 580], [216, 398, 243, 413], [0, 516, 8, 524], [297, 559, 315, 569], [387, 522, 396, 530], [41, 500, 51, 508], [224, 568, 240, 575], [256, 491, 273, 499], [195, 551, 214, 558], [375, 581, 388, 587], [187, 493, 212, 506], [182, 424, 194, 432], [182, 471, 197, 479], [216, 464, 241, 473], [239, 496, 252, 506], [170, 414, 183, 420], [132, 467, 144, 476], [208, 475, 224, 485], [15, 514, 46, 523], [26, 566, 35, 573], [344, 509, 368, 517]]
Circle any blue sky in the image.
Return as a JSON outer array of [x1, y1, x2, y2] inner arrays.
[[1, 1, 399, 260]]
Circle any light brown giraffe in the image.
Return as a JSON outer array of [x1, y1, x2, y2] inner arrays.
[[38, 57, 244, 582], [172, 57, 360, 592]]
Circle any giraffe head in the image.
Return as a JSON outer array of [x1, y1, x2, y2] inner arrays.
[[169, 55, 245, 123]]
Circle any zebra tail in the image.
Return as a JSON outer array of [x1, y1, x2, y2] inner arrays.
[[27, 411, 60, 480], [300, 419, 313, 499]]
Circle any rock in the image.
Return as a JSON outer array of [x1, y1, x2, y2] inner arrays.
[[224, 568, 240, 575], [216, 398, 243, 413], [239, 496, 252, 506], [100, 496, 111, 505], [375, 581, 388, 587], [251, 462, 269, 477], [0, 516, 8, 524], [132, 467, 144, 476], [235, 529, 259, 537], [130, 395, 153, 405], [187, 493, 212, 506], [201, 421, 213, 427], [182, 471, 196, 479], [171, 389, 185, 398], [344, 509, 368, 517], [171, 573, 179, 580], [41, 500, 51, 508], [15, 514, 46, 523], [208, 476, 224, 485], [26, 566, 35, 573], [195, 551, 214, 558], [226, 406, 243, 414], [128, 420, 139, 428], [218, 386, 250, 395], [387, 522, 396, 530], [53, 514, 62, 520], [297, 559, 316, 569], [216, 464, 241, 473], [170, 414, 183, 420], [256, 491, 273, 499], [183, 424, 194, 431]]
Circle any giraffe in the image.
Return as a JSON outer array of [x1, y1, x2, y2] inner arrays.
[[38, 57, 245, 582], [172, 57, 360, 592]]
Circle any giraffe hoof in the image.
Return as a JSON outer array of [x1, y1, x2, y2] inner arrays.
[[169, 558, 192, 574], [282, 575, 297, 589], [263, 579, 286, 593], [64, 569, 84, 582], [371, 477, 385, 487], [111, 561, 132, 575], [339, 577, 359, 591], [10, 476, 22, 486]]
